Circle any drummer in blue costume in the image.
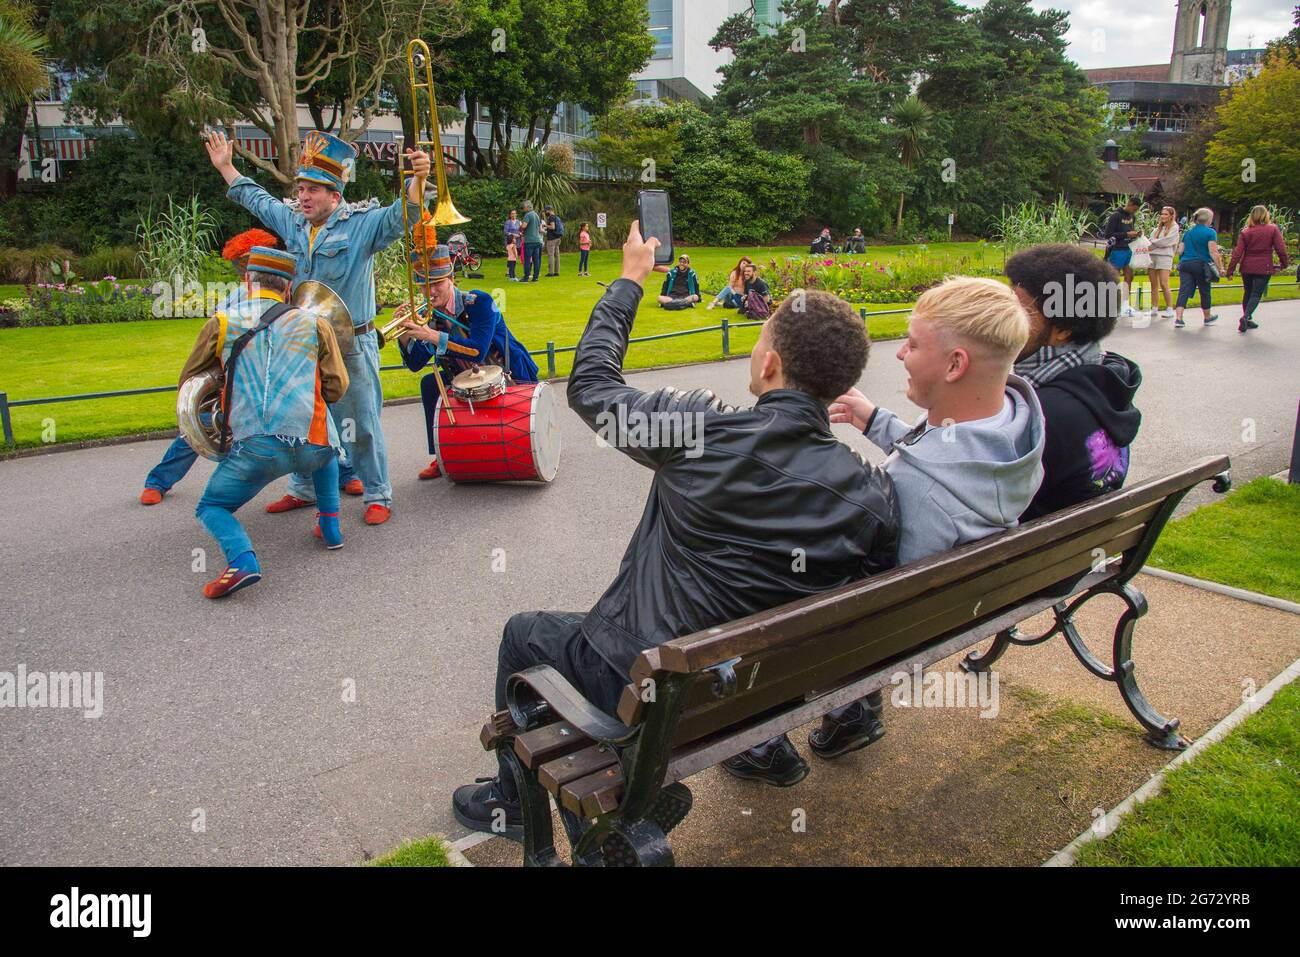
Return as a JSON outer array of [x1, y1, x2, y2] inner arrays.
[[394, 243, 539, 480], [203, 127, 431, 526]]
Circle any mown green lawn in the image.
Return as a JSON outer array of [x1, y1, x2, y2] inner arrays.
[[1, 243, 1296, 449], [1148, 478, 1300, 603], [368, 836, 453, 867], [1076, 679, 1300, 866]]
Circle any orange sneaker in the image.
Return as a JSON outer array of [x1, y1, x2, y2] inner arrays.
[[418, 458, 442, 480], [265, 495, 313, 514], [140, 488, 164, 506], [203, 566, 262, 599], [341, 479, 364, 496], [364, 504, 391, 525]]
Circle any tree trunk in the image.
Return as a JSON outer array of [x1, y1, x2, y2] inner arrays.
[[0, 102, 31, 199], [896, 191, 905, 233]]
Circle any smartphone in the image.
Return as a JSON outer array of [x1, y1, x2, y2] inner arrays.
[[637, 189, 674, 265]]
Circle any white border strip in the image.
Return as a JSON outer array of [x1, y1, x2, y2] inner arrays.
[[1044, 655, 1300, 867], [1140, 566, 1300, 615]]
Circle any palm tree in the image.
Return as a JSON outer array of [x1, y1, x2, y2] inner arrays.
[[893, 94, 932, 234], [0, 2, 46, 109], [507, 145, 576, 214]]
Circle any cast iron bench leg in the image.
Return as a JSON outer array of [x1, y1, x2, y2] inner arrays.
[[497, 743, 563, 866]]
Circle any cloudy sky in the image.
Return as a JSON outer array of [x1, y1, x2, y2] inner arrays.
[[972, 0, 1296, 69]]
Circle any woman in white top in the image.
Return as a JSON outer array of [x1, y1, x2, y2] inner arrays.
[[1146, 205, 1179, 318]]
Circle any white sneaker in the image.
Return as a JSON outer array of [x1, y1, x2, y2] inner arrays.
[[1162, 309, 1176, 319], [1121, 305, 1137, 318]]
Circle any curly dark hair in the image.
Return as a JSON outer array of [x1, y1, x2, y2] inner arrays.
[[768, 290, 870, 404], [1005, 244, 1122, 345]]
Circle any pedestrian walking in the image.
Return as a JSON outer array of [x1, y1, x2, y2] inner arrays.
[[1226, 205, 1290, 334], [1173, 208, 1225, 329]]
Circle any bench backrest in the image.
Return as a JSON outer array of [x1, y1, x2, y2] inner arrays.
[[617, 455, 1228, 750]]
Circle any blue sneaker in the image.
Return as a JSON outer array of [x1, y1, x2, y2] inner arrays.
[[314, 512, 344, 549]]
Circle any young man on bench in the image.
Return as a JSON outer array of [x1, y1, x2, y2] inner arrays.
[[1004, 244, 1141, 521], [451, 224, 900, 838], [725, 277, 1046, 785]]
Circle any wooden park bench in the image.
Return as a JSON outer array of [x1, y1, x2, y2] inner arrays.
[[478, 455, 1231, 866]]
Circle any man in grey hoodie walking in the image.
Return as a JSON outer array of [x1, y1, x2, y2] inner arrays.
[[723, 277, 1045, 784]]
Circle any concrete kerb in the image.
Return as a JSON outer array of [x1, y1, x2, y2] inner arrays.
[[1043, 654, 1300, 867], [1140, 566, 1300, 616]]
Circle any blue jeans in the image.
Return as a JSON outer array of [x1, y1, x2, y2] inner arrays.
[[197, 435, 340, 565], [287, 330, 388, 506], [1176, 260, 1212, 310], [578, 249, 590, 272], [523, 242, 542, 281], [145, 436, 199, 492]]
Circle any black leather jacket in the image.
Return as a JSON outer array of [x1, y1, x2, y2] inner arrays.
[[567, 279, 900, 676]]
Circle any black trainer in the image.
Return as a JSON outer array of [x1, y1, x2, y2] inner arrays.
[[720, 735, 809, 787], [451, 777, 524, 843], [1245, 319, 1259, 329], [808, 699, 886, 759]]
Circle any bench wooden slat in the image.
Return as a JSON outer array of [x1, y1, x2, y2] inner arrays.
[[538, 744, 619, 793], [651, 457, 1226, 675], [656, 499, 1159, 682], [558, 765, 624, 817], [617, 683, 645, 727], [513, 721, 592, 769], [668, 526, 1145, 745]]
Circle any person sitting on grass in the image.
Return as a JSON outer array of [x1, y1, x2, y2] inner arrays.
[[707, 256, 752, 310], [811, 228, 835, 254], [451, 223, 899, 837], [846, 228, 867, 254], [725, 277, 1045, 786], [738, 262, 772, 320], [657, 253, 701, 310]]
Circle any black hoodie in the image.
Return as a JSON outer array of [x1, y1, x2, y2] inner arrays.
[[1022, 352, 1142, 521]]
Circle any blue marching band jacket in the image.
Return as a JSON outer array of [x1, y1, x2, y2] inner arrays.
[[399, 287, 539, 385]]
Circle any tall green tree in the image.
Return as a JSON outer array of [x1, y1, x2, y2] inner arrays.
[[46, 0, 467, 185], [1204, 52, 1300, 208], [893, 95, 931, 232], [0, 0, 47, 197]]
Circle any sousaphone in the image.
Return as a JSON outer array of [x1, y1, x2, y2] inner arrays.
[[176, 281, 352, 460]]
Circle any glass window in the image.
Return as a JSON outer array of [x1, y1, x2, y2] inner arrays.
[[647, 0, 672, 59]]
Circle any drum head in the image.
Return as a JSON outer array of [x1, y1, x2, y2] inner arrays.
[[530, 381, 562, 482], [451, 365, 505, 398]]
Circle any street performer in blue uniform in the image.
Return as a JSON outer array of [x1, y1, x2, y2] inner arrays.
[[204, 127, 431, 526], [394, 243, 539, 480]]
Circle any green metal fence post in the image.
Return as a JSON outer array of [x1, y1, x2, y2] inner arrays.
[[721, 317, 730, 356], [546, 341, 556, 378], [0, 392, 12, 448]]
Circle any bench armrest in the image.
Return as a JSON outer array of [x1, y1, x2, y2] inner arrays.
[[506, 665, 639, 746]]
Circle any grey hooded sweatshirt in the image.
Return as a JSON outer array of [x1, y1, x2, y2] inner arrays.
[[864, 374, 1045, 566]]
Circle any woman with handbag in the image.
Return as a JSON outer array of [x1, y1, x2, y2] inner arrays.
[[1226, 205, 1290, 334], [1146, 206, 1179, 319], [1174, 208, 1224, 329]]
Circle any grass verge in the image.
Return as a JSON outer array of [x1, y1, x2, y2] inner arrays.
[[368, 835, 454, 867], [1075, 679, 1300, 866], [1148, 477, 1300, 603]]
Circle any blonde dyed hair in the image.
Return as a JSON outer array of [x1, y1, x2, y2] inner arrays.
[[913, 277, 1029, 363], [1193, 207, 1214, 225], [1248, 205, 1271, 227]]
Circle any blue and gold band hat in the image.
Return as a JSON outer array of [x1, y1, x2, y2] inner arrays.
[[412, 244, 454, 282], [296, 130, 357, 194], [245, 246, 297, 280]]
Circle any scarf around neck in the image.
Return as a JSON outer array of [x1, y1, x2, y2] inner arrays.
[[1014, 339, 1102, 387]]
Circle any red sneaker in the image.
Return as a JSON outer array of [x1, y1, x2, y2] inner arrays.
[[140, 488, 163, 506], [341, 479, 364, 496], [364, 504, 391, 525], [265, 495, 313, 514], [203, 566, 262, 599], [418, 458, 442, 480]]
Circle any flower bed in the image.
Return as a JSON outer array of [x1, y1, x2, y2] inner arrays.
[[2, 279, 158, 327], [704, 246, 1003, 305]]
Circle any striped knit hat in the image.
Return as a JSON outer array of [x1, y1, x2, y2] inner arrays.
[[412, 244, 453, 282], [245, 246, 297, 281]]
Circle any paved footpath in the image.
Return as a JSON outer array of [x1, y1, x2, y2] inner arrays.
[[0, 299, 1296, 865]]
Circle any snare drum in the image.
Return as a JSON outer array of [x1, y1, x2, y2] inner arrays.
[[433, 381, 562, 483], [450, 364, 507, 402]]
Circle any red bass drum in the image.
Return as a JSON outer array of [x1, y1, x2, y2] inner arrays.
[[432, 380, 562, 483]]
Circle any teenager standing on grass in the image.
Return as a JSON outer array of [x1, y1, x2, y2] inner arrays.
[[504, 210, 521, 281], [1227, 205, 1290, 335], [1174, 208, 1225, 329]]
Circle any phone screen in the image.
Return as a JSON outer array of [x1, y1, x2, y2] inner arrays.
[[637, 189, 673, 265]]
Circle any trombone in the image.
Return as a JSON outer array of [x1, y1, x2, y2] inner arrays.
[[380, 38, 472, 419]]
